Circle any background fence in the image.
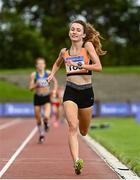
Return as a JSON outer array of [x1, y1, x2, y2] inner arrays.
[[0, 102, 140, 117]]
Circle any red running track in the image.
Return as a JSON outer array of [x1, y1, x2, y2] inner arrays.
[[0, 118, 119, 179]]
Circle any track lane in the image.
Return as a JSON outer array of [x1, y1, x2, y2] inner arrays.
[[0, 118, 35, 171], [1, 122, 119, 179]]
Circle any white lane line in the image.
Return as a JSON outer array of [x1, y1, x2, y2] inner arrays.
[[82, 135, 139, 179], [0, 120, 22, 130], [0, 126, 37, 178]]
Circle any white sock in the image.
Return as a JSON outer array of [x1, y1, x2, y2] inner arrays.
[[75, 158, 79, 162], [38, 125, 44, 136]]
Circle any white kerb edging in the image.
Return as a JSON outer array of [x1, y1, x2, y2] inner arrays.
[[82, 135, 140, 180]]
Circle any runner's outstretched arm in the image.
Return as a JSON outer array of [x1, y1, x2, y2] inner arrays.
[[47, 48, 66, 83]]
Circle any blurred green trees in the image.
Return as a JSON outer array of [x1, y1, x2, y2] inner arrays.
[[0, 0, 140, 68]]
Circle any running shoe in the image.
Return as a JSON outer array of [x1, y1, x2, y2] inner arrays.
[[74, 159, 84, 175], [38, 135, 45, 144], [44, 121, 50, 132]]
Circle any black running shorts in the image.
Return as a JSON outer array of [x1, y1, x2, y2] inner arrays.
[[63, 83, 94, 108], [34, 94, 50, 106]]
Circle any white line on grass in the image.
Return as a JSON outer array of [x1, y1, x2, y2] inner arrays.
[[82, 135, 139, 179], [0, 119, 22, 130], [0, 127, 37, 178]]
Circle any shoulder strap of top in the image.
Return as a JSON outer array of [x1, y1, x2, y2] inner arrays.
[[82, 42, 85, 47], [63, 48, 69, 58]]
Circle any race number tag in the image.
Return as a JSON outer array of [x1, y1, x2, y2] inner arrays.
[[37, 78, 49, 88], [65, 56, 84, 73]]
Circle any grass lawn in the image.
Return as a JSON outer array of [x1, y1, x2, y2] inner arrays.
[[0, 80, 33, 102], [102, 66, 140, 74], [0, 66, 140, 74], [89, 117, 140, 176]]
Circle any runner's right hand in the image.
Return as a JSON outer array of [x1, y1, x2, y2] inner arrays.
[[47, 74, 53, 83]]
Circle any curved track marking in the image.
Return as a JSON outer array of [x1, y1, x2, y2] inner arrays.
[[0, 119, 22, 130]]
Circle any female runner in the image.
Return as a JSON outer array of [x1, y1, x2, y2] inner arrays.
[[29, 57, 58, 143], [48, 20, 106, 174]]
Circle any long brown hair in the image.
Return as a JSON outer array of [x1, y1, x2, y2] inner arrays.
[[71, 20, 107, 56]]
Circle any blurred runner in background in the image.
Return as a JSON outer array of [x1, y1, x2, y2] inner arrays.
[[29, 57, 58, 143]]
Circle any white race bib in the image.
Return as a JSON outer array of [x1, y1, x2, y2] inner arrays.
[[37, 79, 49, 88], [65, 56, 85, 73]]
